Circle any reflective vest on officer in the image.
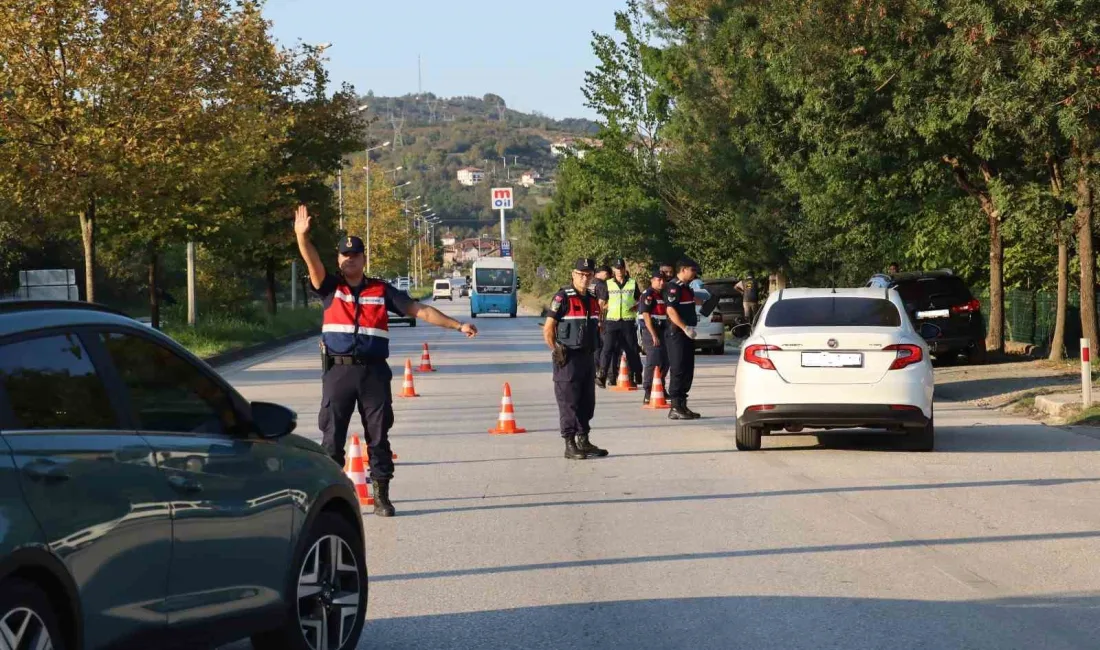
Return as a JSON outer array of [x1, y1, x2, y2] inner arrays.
[[555, 288, 600, 351], [606, 277, 637, 321], [321, 278, 390, 358]]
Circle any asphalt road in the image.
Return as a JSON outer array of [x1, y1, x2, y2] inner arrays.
[[222, 296, 1100, 650]]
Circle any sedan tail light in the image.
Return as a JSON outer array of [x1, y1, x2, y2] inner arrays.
[[884, 344, 924, 370], [950, 299, 982, 314], [710, 312, 723, 323], [744, 344, 781, 370]]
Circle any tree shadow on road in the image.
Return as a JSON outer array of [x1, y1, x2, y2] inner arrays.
[[358, 593, 1100, 650]]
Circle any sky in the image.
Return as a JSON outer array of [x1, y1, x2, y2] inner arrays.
[[261, 0, 625, 120]]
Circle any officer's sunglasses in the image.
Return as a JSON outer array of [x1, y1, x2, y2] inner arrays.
[[572, 270, 593, 279]]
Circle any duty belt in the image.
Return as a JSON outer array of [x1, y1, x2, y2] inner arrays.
[[330, 355, 374, 366]]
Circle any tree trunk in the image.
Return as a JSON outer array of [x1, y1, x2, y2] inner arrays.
[[78, 197, 96, 302], [987, 211, 1005, 353], [1076, 147, 1097, 361], [265, 257, 277, 316], [148, 244, 160, 330], [1050, 238, 1069, 361]]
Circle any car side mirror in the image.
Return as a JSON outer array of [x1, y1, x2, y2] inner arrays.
[[251, 401, 297, 439], [732, 322, 753, 339], [919, 323, 941, 340]]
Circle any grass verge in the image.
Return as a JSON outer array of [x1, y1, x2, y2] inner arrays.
[[162, 305, 321, 359], [1065, 406, 1100, 426]]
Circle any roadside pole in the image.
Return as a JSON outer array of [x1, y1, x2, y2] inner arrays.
[[1082, 338, 1092, 408], [291, 260, 299, 309], [186, 241, 197, 326], [491, 187, 514, 255]]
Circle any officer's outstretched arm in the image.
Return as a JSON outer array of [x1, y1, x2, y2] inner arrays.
[[543, 317, 558, 350], [406, 303, 478, 338], [294, 205, 326, 290]]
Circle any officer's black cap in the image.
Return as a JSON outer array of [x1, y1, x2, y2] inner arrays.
[[612, 257, 627, 269], [574, 258, 596, 273], [338, 236, 365, 255]]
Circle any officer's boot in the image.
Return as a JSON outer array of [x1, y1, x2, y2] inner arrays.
[[595, 372, 607, 389], [372, 479, 396, 517], [668, 399, 693, 420], [684, 402, 702, 419], [642, 391, 651, 406], [632, 371, 643, 386], [564, 437, 588, 460], [576, 434, 608, 457]]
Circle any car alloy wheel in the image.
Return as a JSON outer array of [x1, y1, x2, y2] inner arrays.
[[297, 534, 363, 650], [1, 605, 54, 650]]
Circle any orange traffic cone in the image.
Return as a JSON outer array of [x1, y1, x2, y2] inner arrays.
[[489, 382, 527, 434], [417, 342, 437, 372], [610, 353, 638, 392], [344, 434, 374, 507], [644, 366, 671, 409], [399, 359, 419, 397]]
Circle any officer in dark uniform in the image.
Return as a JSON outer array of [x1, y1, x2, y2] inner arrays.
[[294, 205, 477, 515], [544, 258, 608, 460], [663, 258, 702, 420], [736, 272, 761, 323], [591, 265, 611, 385], [638, 266, 670, 405]]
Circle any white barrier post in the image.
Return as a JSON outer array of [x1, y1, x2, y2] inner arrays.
[[1082, 338, 1092, 408]]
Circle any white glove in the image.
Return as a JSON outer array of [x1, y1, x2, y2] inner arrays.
[[683, 326, 697, 339]]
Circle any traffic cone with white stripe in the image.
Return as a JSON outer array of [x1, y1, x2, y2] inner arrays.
[[417, 342, 437, 372], [343, 434, 374, 508], [489, 382, 527, 434], [610, 353, 638, 392], [399, 359, 419, 397], [644, 366, 671, 409]]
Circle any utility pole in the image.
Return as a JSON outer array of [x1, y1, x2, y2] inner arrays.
[[186, 241, 197, 326], [291, 260, 298, 308], [365, 162, 372, 275], [337, 168, 344, 231]]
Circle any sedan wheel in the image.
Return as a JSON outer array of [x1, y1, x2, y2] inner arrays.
[[0, 579, 64, 650], [252, 513, 368, 650]]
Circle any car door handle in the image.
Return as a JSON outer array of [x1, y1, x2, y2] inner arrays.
[[167, 475, 203, 493], [22, 461, 70, 482]]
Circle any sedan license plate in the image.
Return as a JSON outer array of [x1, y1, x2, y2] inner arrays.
[[916, 309, 950, 319], [801, 352, 863, 368]]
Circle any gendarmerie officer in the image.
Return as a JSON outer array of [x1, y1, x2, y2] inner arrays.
[[591, 265, 611, 385], [663, 258, 703, 420], [294, 205, 477, 515], [544, 258, 608, 460], [638, 266, 670, 405]]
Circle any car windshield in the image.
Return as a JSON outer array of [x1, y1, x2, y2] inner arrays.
[[765, 297, 902, 328], [476, 269, 514, 287]]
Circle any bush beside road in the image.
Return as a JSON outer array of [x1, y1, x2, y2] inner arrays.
[[161, 304, 321, 360]]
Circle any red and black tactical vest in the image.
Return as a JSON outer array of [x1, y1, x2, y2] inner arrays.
[[321, 278, 390, 358]]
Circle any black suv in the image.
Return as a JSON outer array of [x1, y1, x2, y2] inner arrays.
[[871, 271, 987, 364], [0, 301, 368, 650]]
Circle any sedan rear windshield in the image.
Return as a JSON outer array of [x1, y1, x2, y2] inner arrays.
[[765, 297, 902, 328]]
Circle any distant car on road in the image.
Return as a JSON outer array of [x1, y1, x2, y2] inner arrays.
[[433, 279, 453, 301], [702, 278, 747, 328], [734, 287, 935, 452], [0, 301, 369, 650], [867, 270, 987, 364]]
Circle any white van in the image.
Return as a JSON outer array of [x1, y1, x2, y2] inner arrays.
[[433, 279, 453, 301]]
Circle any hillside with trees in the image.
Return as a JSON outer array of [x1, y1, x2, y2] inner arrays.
[[349, 93, 599, 240]]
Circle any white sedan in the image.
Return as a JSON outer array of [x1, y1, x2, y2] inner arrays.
[[733, 287, 934, 452]]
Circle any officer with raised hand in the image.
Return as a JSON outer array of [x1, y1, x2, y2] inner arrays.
[[663, 258, 703, 420], [295, 205, 477, 516], [544, 258, 608, 460], [638, 265, 670, 405]]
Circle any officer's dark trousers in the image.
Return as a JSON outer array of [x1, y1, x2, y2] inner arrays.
[[664, 329, 695, 403], [319, 360, 395, 479], [554, 350, 596, 438], [599, 320, 642, 378], [641, 329, 670, 394]]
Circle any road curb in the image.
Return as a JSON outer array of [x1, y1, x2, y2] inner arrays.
[[204, 329, 319, 368]]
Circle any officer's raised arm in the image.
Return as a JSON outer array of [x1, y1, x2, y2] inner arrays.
[[293, 205, 327, 291]]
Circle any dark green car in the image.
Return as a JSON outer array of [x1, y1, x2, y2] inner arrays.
[[0, 301, 368, 650]]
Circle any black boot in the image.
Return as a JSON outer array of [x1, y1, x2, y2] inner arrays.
[[576, 434, 608, 457], [643, 392, 651, 405], [595, 373, 607, 389], [564, 437, 588, 460], [668, 400, 693, 420], [684, 401, 702, 419], [632, 372, 643, 386], [372, 479, 396, 517]]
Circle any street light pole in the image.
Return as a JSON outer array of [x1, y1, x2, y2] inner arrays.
[[337, 169, 344, 231], [361, 140, 390, 276]]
